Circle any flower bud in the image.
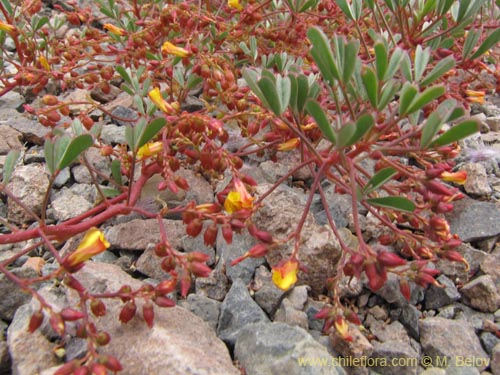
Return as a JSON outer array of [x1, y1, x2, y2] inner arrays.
[[189, 262, 212, 277], [42, 94, 58, 105], [161, 257, 177, 272], [143, 302, 154, 329], [156, 279, 176, 295], [399, 279, 411, 302], [53, 360, 78, 375], [89, 363, 107, 375], [180, 274, 191, 297], [441, 250, 469, 271], [187, 252, 210, 263], [334, 315, 353, 342], [186, 219, 203, 237], [50, 314, 65, 336], [377, 251, 407, 268], [95, 331, 111, 346], [60, 308, 84, 321], [100, 355, 123, 372], [28, 310, 44, 333], [344, 309, 361, 325], [155, 243, 168, 257], [119, 301, 136, 324], [154, 296, 176, 308], [203, 223, 218, 247], [222, 223, 233, 244], [73, 366, 90, 375], [365, 262, 387, 291]]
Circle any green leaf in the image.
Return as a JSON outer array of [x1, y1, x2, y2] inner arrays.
[[307, 27, 339, 85], [470, 28, 500, 60], [116, 66, 132, 85], [242, 69, 271, 109], [351, 114, 375, 144], [257, 76, 282, 115], [374, 42, 388, 81], [385, 47, 405, 81], [364, 167, 397, 194], [57, 134, 93, 171], [125, 126, 135, 152], [296, 74, 310, 114], [399, 83, 418, 116], [288, 75, 298, 114], [362, 67, 378, 108], [366, 196, 416, 213], [334, 0, 354, 20], [34, 16, 49, 32], [44, 138, 56, 175], [462, 28, 481, 60], [110, 159, 122, 185], [2, 149, 20, 185], [400, 53, 413, 81], [305, 99, 336, 145], [414, 45, 430, 82], [342, 40, 360, 84], [378, 80, 400, 110], [100, 187, 122, 198], [0, 0, 12, 16], [420, 56, 455, 87], [276, 75, 291, 115], [420, 98, 456, 149], [337, 122, 356, 148], [136, 118, 167, 149], [406, 85, 445, 114], [186, 74, 203, 90], [431, 120, 479, 147]]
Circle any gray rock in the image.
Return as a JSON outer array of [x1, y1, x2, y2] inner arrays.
[[368, 306, 389, 321], [463, 163, 492, 197], [305, 299, 329, 332], [234, 322, 345, 375], [461, 275, 500, 313], [23, 146, 45, 164], [480, 253, 500, 290], [255, 184, 343, 295], [274, 298, 309, 329], [419, 317, 488, 370], [135, 243, 170, 280], [178, 294, 221, 331], [0, 267, 38, 321], [480, 331, 500, 355], [370, 340, 418, 375], [330, 323, 373, 362], [253, 266, 287, 316], [453, 302, 494, 331], [373, 273, 423, 307], [111, 105, 138, 126], [0, 125, 23, 154], [365, 318, 411, 344], [2, 110, 49, 145], [446, 197, 500, 242], [437, 244, 487, 286], [0, 91, 24, 110], [216, 231, 264, 284], [176, 168, 214, 204], [217, 279, 269, 348], [399, 304, 422, 340], [71, 147, 111, 184], [195, 269, 229, 301], [100, 124, 126, 144], [105, 218, 186, 250], [52, 167, 71, 188], [7, 163, 49, 224], [486, 116, 500, 132], [424, 275, 461, 310], [492, 342, 500, 375], [50, 189, 93, 221]]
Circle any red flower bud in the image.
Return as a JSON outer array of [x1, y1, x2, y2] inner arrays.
[[155, 243, 168, 257], [161, 257, 177, 273], [143, 302, 154, 329], [415, 246, 434, 259], [187, 252, 210, 263], [378, 234, 394, 245], [28, 310, 44, 333], [154, 296, 176, 308], [400, 279, 411, 302], [60, 308, 84, 321], [377, 251, 407, 268], [50, 314, 65, 335], [344, 309, 361, 325], [95, 331, 111, 346], [180, 274, 191, 297], [100, 355, 123, 372], [203, 223, 218, 247], [314, 307, 333, 320], [415, 272, 439, 288], [156, 279, 176, 295], [426, 180, 455, 196], [54, 360, 79, 375], [441, 250, 469, 271], [119, 301, 136, 324], [189, 261, 212, 277], [222, 223, 233, 244], [73, 366, 90, 375], [186, 219, 203, 237], [435, 202, 454, 213], [365, 262, 387, 291], [90, 363, 107, 375]]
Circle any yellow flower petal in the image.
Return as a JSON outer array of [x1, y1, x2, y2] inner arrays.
[[137, 141, 163, 159], [278, 138, 300, 151], [440, 171, 467, 185], [39, 56, 50, 71], [161, 41, 190, 58], [103, 23, 126, 36], [224, 191, 242, 213], [0, 21, 15, 33], [272, 259, 299, 291], [65, 228, 110, 269], [228, 0, 243, 11], [148, 88, 174, 114]]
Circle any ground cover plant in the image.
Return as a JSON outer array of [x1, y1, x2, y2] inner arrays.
[[0, 0, 499, 373]]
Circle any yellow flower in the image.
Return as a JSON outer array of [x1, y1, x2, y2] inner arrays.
[[223, 178, 254, 213], [161, 41, 190, 58], [334, 316, 353, 342], [137, 141, 163, 159], [228, 0, 243, 11], [148, 87, 174, 114], [0, 21, 15, 34], [103, 23, 126, 36], [272, 259, 299, 291], [63, 228, 110, 270], [440, 170, 467, 185], [465, 89, 485, 105], [278, 138, 300, 151], [39, 56, 50, 71]]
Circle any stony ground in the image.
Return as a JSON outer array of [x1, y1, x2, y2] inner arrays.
[[1, 81, 500, 375]]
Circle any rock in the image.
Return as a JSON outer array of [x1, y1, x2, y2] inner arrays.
[[398, 304, 422, 340], [105, 218, 186, 250], [368, 306, 389, 321], [7, 304, 59, 375], [50, 189, 93, 221], [480, 253, 500, 290], [365, 318, 411, 344], [370, 340, 419, 375], [492, 342, 500, 375], [305, 299, 329, 332], [274, 298, 309, 329], [111, 105, 138, 126], [217, 279, 269, 349], [7, 163, 49, 224], [135, 243, 170, 280], [453, 302, 495, 331], [330, 323, 373, 373], [312, 190, 352, 228], [234, 322, 345, 375], [70, 147, 111, 184], [176, 168, 214, 204], [463, 163, 492, 197], [486, 116, 500, 132], [177, 294, 221, 331], [2, 110, 49, 145], [437, 244, 487, 285], [255, 184, 343, 295], [0, 125, 23, 154], [0, 91, 24, 110], [460, 275, 500, 313], [195, 269, 229, 301], [424, 275, 461, 310], [23, 145, 45, 164], [253, 266, 287, 316], [480, 331, 500, 355], [216, 231, 264, 284], [100, 124, 126, 144], [446, 197, 500, 242], [373, 273, 423, 307], [66, 262, 238, 375], [90, 83, 121, 103], [52, 167, 71, 188], [419, 317, 488, 370], [285, 285, 310, 310]]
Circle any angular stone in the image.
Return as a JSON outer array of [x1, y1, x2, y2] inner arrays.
[[100, 124, 126, 144], [256, 184, 343, 295], [70, 147, 111, 184], [0, 125, 23, 154], [195, 269, 229, 301], [492, 342, 500, 375], [463, 163, 492, 197], [365, 318, 410, 344], [370, 340, 418, 375], [274, 298, 309, 329], [419, 317, 488, 370], [234, 322, 345, 375], [253, 266, 286, 316], [104, 218, 186, 250], [3, 110, 50, 145], [50, 190, 93, 221], [0, 267, 38, 321], [461, 275, 500, 313], [7, 163, 49, 224], [424, 275, 461, 310], [399, 304, 421, 340], [446, 197, 500, 242], [217, 279, 269, 348], [437, 244, 487, 285], [178, 294, 221, 331], [480, 253, 500, 290]]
